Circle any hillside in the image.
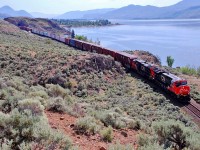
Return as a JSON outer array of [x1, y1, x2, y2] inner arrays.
[[0, 19, 200, 149], [0, 6, 32, 18], [4, 17, 68, 34]]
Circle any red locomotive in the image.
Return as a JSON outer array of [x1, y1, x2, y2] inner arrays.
[[19, 26, 190, 100]]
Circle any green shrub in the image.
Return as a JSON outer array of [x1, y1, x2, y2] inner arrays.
[[29, 90, 48, 99], [47, 97, 67, 113], [0, 139, 13, 150], [128, 120, 141, 130], [45, 39, 52, 44], [46, 84, 69, 99], [95, 111, 126, 129], [100, 126, 113, 142], [75, 116, 102, 135], [190, 86, 200, 103], [18, 99, 44, 116], [137, 134, 157, 147], [109, 141, 134, 150], [179, 66, 197, 75], [0, 109, 72, 149], [1, 94, 22, 113], [138, 142, 164, 150], [152, 119, 200, 150], [186, 132, 200, 150]]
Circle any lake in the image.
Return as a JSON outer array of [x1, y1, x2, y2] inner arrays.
[[73, 19, 200, 67]]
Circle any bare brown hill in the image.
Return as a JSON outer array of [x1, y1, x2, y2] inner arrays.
[[4, 17, 69, 34]]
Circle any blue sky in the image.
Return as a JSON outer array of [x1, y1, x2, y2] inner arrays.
[[0, 0, 182, 14]]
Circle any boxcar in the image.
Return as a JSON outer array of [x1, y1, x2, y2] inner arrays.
[[91, 45, 103, 54], [82, 42, 92, 51], [65, 38, 70, 45], [75, 40, 83, 50], [102, 48, 116, 58], [69, 39, 76, 47], [115, 52, 137, 68]]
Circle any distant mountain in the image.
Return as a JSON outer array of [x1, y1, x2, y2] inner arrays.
[[100, 0, 200, 19], [170, 6, 200, 19], [2, 0, 200, 20], [101, 5, 161, 19], [0, 6, 32, 18], [31, 12, 58, 18], [57, 8, 115, 19]]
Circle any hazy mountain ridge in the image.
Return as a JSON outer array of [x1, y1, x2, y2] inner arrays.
[[1, 0, 200, 19], [100, 0, 200, 19], [0, 6, 32, 18], [56, 8, 115, 19]]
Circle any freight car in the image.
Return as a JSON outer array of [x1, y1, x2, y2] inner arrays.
[[19, 26, 191, 100]]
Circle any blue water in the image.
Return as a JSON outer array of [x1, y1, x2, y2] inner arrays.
[[73, 19, 200, 67]]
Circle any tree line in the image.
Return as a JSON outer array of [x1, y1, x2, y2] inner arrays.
[[51, 19, 112, 27]]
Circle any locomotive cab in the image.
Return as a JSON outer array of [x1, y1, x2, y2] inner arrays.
[[168, 80, 190, 99]]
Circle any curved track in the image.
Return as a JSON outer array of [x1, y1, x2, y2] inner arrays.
[[185, 102, 200, 119]]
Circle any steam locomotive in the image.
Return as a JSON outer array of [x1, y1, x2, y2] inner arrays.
[[19, 26, 191, 100]]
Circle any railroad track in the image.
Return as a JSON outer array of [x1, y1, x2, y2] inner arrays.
[[185, 103, 200, 119]]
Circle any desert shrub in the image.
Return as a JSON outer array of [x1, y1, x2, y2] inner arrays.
[[186, 132, 200, 150], [137, 134, 157, 147], [128, 120, 141, 130], [45, 39, 52, 44], [179, 66, 197, 75], [108, 141, 134, 150], [95, 111, 126, 129], [100, 126, 113, 142], [1, 95, 22, 113], [18, 99, 44, 116], [0, 109, 72, 149], [47, 97, 67, 113], [152, 119, 200, 150], [75, 116, 102, 135], [28, 90, 49, 107], [29, 90, 48, 99], [0, 109, 39, 149], [190, 86, 200, 103], [71, 103, 85, 117], [46, 84, 70, 99], [0, 89, 8, 100], [138, 142, 164, 150], [0, 139, 13, 150]]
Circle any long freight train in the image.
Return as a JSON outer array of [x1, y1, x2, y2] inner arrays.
[[19, 26, 191, 101]]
